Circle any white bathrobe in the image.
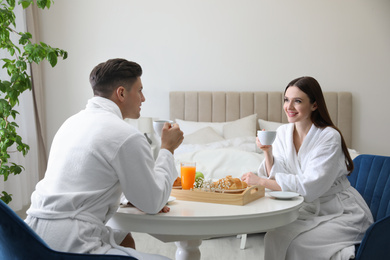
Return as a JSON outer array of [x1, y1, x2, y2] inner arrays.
[[259, 123, 373, 260], [25, 97, 177, 259]]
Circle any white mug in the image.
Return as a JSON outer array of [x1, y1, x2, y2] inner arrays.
[[153, 120, 173, 137], [257, 130, 277, 145]]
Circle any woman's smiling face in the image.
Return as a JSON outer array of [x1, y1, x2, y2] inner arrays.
[[283, 86, 317, 125]]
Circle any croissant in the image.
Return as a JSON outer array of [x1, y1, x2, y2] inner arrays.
[[213, 175, 248, 190], [173, 177, 181, 186]]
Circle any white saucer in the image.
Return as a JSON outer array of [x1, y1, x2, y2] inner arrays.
[[167, 196, 176, 204], [269, 191, 300, 199]]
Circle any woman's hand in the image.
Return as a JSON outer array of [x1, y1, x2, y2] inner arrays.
[[256, 137, 272, 152], [242, 172, 282, 191], [256, 130, 274, 175], [241, 172, 262, 186]]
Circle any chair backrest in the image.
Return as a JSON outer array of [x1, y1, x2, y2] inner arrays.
[[348, 154, 390, 221], [0, 199, 55, 259], [0, 200, 137, 259]]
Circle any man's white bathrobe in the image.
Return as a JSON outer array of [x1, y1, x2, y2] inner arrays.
[[259, 123, 373, 260], [25, 97, 177, 259]]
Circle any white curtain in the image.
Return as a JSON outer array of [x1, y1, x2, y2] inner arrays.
[[0, 4, 44, 212], [1, 88, 40, 212]]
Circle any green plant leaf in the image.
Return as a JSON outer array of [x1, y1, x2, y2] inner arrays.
[[10, 109, 19, 119], [17, 0, 33, 9], [40, 41, 48, 48], [0, 81, 8, 92], [18, 31, 32, 45], [15, 59, 27, 71], [0, 191, 12, 204], [9, 121, 19, 128], [6, 0, 16, 9], [37, 0, 52, 9], [47, 50, 57, 67], [23, 43, 34, 53], [10, 163, 23, 175], [1, 166, 10, 182]]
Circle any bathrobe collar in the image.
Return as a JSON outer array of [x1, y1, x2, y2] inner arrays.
[[86, 97, 123, 119], [285, 123, 316, 172]]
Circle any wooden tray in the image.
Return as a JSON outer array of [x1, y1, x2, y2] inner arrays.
[[170, 185, 265, 206]]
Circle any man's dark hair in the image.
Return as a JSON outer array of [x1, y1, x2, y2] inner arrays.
[[89, 58, 142, 98]]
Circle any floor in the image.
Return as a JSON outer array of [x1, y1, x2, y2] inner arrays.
[[17, 207, 265, 260], [132, 232, 265, 260]]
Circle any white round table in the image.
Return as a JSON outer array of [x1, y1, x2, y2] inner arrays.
[[107, 193, 304, 260]]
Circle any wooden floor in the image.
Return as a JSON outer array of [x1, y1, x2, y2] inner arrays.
[[132, 232, 265, 260]]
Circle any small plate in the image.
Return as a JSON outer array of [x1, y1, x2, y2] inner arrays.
[[167, 196, 176, 204], [269, 191, 300, 199]]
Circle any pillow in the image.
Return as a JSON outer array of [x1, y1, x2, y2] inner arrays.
[[175, 119, 227, 136], [223, 114, 257, 139], [348, 148, 360, 160], [258, 118, 286, 131], [176, 114, 258, 139], [182, 127, 225, 144]]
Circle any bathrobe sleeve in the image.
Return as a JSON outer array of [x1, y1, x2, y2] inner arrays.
[[113, 132, 178, 214]]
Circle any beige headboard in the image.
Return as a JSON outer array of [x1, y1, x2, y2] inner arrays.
[[170, 91, 352, 147]]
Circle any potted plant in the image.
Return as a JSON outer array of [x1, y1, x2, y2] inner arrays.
[[0, 0, 67, 203]]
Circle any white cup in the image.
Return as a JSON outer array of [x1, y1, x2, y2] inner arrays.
[[257, 130, 277, 145], [153, 120, 173, 137]]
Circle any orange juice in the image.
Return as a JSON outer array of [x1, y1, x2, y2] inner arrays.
[[180, 162, 196, 190]]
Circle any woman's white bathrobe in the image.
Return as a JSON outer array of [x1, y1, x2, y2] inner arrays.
[[259, 123, 373, 260], [25, 97, 177, 259]]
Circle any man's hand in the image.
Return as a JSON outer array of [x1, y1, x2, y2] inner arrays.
[[126, 202, 170, 214], [159, 206, 170, 213], [160, 123, 184, 154]]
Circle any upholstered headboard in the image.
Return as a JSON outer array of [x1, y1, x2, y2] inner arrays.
[[170, 91, 352, 147]]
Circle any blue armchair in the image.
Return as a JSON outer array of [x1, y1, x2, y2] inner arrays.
[[347, 154, 390, 260], [0, 199, 138, 259]]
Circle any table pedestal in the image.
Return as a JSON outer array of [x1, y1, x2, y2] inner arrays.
[[174, 240, 202, 260]]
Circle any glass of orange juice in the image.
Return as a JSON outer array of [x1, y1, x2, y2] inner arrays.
[[180, 162, 196, 190]]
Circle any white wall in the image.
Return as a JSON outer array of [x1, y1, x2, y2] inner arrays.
[[35, 0, 390, 156]]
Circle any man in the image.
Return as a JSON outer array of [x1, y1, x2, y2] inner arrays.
[[25, 58, 183, 259]]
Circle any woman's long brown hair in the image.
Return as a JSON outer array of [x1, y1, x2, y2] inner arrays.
[[285, 76, 354, 173]]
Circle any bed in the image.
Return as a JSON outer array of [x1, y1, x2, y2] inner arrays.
[[170, 91, 358, 180]]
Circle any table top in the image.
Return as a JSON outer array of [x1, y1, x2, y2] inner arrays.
[[107, 192, 304, 242]]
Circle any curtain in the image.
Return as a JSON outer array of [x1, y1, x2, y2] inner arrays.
[[25, 4, 48, 181], [0, 4, 47, 212]]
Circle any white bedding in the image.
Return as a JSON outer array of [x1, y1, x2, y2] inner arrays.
[[175, 136, 264, 180]]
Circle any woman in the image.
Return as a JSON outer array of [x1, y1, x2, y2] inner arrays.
[[241, 77, 373, 260]]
